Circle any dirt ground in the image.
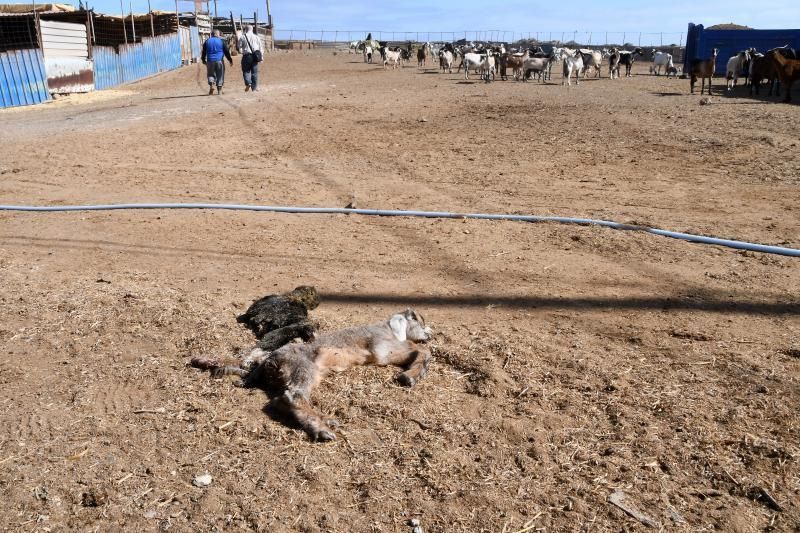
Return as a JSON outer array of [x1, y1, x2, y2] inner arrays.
[[1, 50, 798, 532]]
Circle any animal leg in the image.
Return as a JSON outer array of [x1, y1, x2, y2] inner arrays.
[[397, 346, 431, 387], [210, 365, 247, 379], [380, 344, 432, 387], [273, 390, 336, 441], [270, 353, 334, 441]]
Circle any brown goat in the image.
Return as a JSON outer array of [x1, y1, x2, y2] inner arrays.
[[749, 54, 781, 97], [500, 52, 526, 81], [690, 48, 719, 95], [767, 50, 800, 102]]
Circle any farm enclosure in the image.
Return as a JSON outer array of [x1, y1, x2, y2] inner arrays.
[[0, 51, 798, 531]]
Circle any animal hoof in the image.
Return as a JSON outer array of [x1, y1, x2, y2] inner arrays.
[[396, 373, 416, 387], [315, 430, 337, 442]]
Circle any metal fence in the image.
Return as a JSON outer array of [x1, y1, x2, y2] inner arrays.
[[0, 48, 50, 108], [273, 29, 686, 48], [93, 32, 182, 90]]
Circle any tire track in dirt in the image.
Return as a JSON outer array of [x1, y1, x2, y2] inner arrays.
[[3, 410, 53, 443], [89, 382, 152, 418], [207, 94, 499, 291]]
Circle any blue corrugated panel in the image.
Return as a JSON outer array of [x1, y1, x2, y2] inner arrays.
[[686, 23, 800, 75], [0, 48, 51, 109], [93, 46, 116, 90], [91, 33, 184, 91]]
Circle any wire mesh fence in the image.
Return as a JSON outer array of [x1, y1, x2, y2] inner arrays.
[[272, 29, 686, 48], [0, 15, 40, 52]]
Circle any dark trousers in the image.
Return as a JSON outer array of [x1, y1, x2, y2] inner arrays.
[[241, 53, 259, 89], [206, 61, 225, 87]]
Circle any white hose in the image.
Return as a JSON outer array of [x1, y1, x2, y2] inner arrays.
[[1, 203, 798, 258]]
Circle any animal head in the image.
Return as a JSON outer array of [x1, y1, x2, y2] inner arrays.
[[389, 309, 432, 342], [634, 47, 643, 56], [287, 286, 320, 310], [711, 48, 719, 57]]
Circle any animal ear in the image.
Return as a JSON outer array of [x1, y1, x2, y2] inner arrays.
[[389, 314, 408, 341]]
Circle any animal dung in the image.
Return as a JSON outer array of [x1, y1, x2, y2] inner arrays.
[[81, 488, 108, 507], [192, 474, 212, 488]]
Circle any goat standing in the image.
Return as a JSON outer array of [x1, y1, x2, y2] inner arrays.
[[690, 48, 719, 95]]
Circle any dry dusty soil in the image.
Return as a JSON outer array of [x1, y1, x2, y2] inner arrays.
[[0, 50, 799, 532]]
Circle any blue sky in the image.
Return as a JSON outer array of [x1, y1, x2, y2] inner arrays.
[[84, 1, 797, 36]]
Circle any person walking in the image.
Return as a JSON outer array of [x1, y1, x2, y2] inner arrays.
[[201, 29, 233, 95], [237, 25, 263, 92]]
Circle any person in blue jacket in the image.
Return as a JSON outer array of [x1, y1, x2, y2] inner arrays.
[[201, 30, 233, 95]]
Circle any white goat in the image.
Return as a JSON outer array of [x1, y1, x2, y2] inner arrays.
[[383, 49, 402, 70], [522, 55, 553, 82], [462, 51, 495, 81], [439, 50, 454, 73], [561, 49, 584, 86], [651, 50, 673, 75], [578, 49, 603, 78], [726, 50, 751, 90]]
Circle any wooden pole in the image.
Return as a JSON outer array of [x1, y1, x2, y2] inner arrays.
[[129, 1, 136, 42], [88, 9, 96, 44], [120, 0, 128, 44], [148, 0, 155, 37]]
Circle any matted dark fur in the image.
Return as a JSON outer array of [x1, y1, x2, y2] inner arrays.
[[236, 285, 320, 341]]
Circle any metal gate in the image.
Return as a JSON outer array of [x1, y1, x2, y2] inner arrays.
[[40, 20, 93, 93]]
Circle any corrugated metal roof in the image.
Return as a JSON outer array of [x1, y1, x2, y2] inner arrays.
[[0, 3, 75, 13]]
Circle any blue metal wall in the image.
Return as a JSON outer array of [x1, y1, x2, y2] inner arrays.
[[0, 49, 51, 109], [685, 23, 800, 75], [93, 33, 182, 90]]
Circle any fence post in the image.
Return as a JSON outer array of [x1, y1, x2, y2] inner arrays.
[[120, 0, 128, 44], [638, 32, 641, 46]]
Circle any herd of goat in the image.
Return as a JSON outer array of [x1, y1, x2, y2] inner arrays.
[[349, 39, 799, 101]]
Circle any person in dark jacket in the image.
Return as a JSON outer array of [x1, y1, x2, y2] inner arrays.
[[201, 30, 233, 95]]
